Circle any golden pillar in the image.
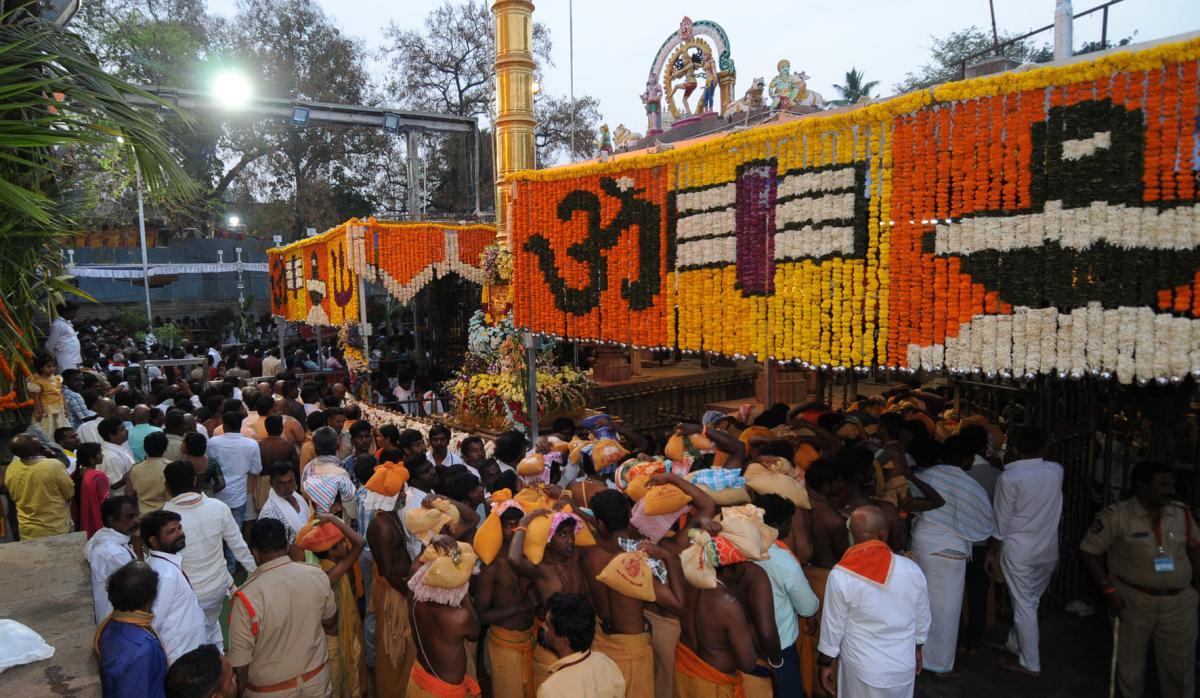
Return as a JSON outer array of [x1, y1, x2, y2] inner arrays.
[[492, 0, 536, 243]]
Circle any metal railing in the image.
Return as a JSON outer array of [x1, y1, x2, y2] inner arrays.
[[957, 0, 1125, 79]]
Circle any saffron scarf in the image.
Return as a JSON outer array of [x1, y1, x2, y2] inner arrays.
[[93, 610, 162, 657], [835, 539, 894, 585]]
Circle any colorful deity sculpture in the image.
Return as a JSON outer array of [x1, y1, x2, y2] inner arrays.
[[640, 72, 663, 134], [597, 124, 613, 156], [669, 51, 704, 116], [769, 59, 824, 113], [701, 52, 720, 114]]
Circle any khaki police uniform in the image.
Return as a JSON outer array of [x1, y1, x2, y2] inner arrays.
[[1080, 498, 1198, 698], [228, 556, 337, 697]]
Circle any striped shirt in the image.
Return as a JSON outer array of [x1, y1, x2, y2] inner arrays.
[[63, 388, 90, 429], [911, 465, 994, 548], [302, 456, 356, 514]]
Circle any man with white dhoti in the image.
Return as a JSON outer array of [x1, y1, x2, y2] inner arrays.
[[819, 506, 930, 697], [908, 435, 993, 675], [986, 426, 1063, 676]]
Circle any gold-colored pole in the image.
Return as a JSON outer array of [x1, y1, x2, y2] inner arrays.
[[492, 0, 536, 244]]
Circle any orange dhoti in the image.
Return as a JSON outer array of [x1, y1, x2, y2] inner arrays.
[[374, 572, 417, 698], [800, 566, 831, 697], [486, 625, 535, 698], [645, 609, 681, 698], [593, 627, 653, 698], [673, 643, 745, 698], [406, 662, 482, 698]]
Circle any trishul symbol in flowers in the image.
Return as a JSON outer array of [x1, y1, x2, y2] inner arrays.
[[330, 242, 355, 309], [525, 177, 662, 316], [269, 254, 287, 309]]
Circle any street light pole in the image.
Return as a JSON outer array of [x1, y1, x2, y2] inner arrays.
[[134, 157, 153, 334]]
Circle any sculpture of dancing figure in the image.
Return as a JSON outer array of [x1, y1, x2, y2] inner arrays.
[[640, 72, 663, 133], [669, 51, 703, 116]]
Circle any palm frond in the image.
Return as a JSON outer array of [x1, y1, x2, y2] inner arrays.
[[0, 9, 199, 418]]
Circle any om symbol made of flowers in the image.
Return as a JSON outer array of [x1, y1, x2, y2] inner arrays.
[[524, 175, 663, 315]]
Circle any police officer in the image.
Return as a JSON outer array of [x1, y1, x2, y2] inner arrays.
[[228, 518, 336, 697], [1080, 461, 1200, 698]]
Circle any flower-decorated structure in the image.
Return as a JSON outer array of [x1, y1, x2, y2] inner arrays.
[[268, 218, 496, 324], [447, 310, 591, 431], [505, 35, 1200, 384]]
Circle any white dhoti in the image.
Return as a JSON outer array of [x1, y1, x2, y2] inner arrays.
[[911, 527, 968, 673], [1000, 554, 1056, 672], [837, 661, 914, 698], [195, 585, 228, 650]]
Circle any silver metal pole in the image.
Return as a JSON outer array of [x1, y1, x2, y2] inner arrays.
[[406, 129, 421, 220], [524, 331, 539, 441], [1054, 0, 1074, 60], [358, 275, 371, 359], [568, 0, 575, 157], [135, 158, 153, 333]]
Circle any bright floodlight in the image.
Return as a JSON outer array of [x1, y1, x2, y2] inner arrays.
[[211, 70, 252, 109], [228, 215, 241, 227], [531, 80, 542, 95]]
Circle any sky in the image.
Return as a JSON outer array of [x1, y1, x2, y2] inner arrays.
[[206, 0, 1200, 136]]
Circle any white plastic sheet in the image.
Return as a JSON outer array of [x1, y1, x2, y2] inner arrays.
[[0, 620, 55, 673]]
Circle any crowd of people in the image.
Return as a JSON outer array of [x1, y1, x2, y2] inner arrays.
[[1, 300, 1197, 698]]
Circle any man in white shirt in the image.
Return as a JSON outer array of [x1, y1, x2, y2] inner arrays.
[[141, 509, 207, 664], [77, 396, 116, 445], [97, 417, 136, 490], [163, 460, 257, 648], [819, 506, 930, 698], [257, 462, 311, 545], [207, 411, 262, 531], [46, 301, 82, 371], [986, 426, 1063, 677], [84, 496, 139, 624], [428, 425, 467, 470], [261, 349, 281, 379]]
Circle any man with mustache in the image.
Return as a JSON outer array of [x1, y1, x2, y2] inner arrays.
[[141, 508, 208, 664]]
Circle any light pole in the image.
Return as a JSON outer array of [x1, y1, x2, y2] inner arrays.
[[120, 136, 154, 335]]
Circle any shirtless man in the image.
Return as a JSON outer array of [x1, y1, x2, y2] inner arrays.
[[508, 508, 589, 690], [476, 506, 536, 698], [366, 485, 416, 697], [581, 484, 694, 698], [271, 398, 306, 445], [719, 556, 783, 694], [838, 443, 943, 552], [676, 547, 759, 695], [408, 538, 481, 697], [565, 451, 609, 513], [257, 415, 299, 508]]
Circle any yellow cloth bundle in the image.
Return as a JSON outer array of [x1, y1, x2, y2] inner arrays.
[[744, 462, 810, 510], [596, 551, 656, 602]]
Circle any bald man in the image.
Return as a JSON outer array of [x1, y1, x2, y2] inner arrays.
[[818, 507, 930, 697]]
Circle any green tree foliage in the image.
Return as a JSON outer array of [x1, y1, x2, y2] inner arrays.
[[0, 8, 195, 391], [829, 68, 880, 107], [534, 94, 603, 167], [895, 26, 1053, 93]]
